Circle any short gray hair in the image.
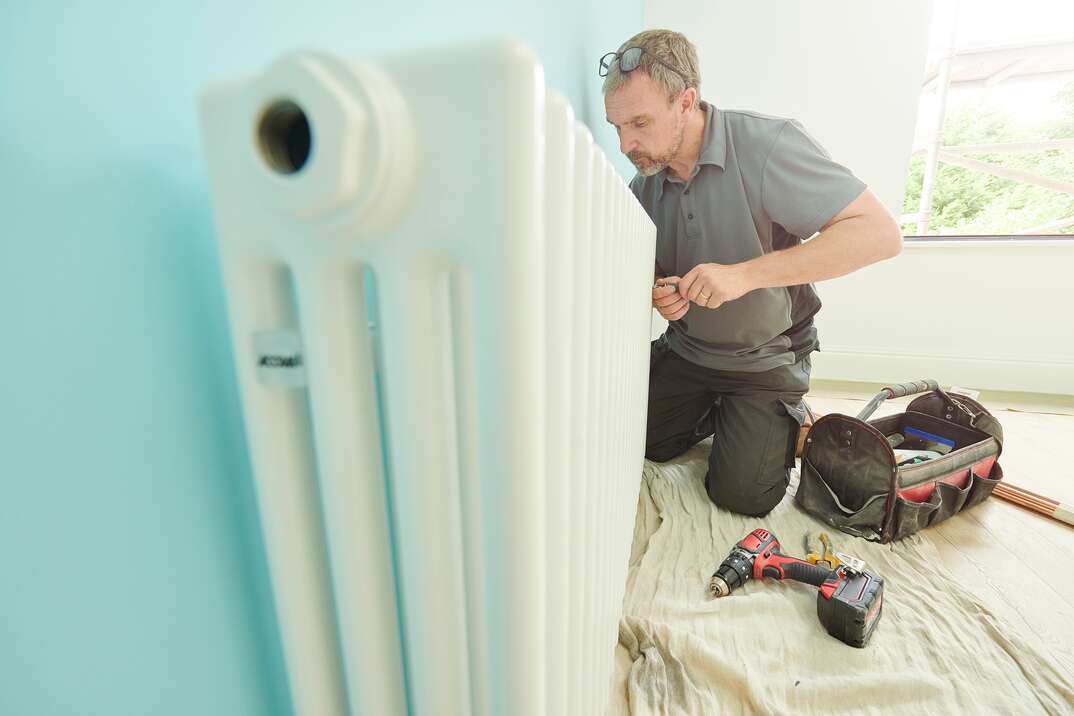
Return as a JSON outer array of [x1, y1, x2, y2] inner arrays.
[[601, 29, 701, 107]]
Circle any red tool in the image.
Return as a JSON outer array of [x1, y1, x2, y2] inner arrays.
[[709, 528, 884, 647]]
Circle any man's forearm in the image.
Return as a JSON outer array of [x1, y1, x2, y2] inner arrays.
[[742, 214, 902, 290], [675, 189, 902, 306]]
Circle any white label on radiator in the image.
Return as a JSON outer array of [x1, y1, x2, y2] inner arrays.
[[254, 330, 307, 387]]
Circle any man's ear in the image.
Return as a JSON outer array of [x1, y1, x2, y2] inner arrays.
[[679, 87, 697, 114]]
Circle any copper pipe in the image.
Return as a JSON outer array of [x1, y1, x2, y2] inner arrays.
[[994, 490, 1056, 513], [994, 485, 1053, 508], [994, 482, 1058, 507], [994, 484, 1054, 506], [991, 482, 1073, 526], [995, 492, 1053, 514]]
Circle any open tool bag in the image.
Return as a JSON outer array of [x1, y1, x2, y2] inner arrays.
[[796, 380, 1004, 542]]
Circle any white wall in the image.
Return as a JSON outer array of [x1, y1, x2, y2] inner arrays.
[[645, 1, 1074, 396], [812, 240, 1074, 395]]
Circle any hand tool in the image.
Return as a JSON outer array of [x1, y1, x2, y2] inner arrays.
[[804, 532, 841, 571]]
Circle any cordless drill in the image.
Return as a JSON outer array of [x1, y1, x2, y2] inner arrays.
[[709, 528, 884, 648]]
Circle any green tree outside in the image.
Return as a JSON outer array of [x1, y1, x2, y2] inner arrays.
[[902, 81, 1074, 236]]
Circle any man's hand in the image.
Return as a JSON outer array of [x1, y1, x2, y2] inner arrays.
[[678, 263, 754, 309], [653, 277, 689, 321]]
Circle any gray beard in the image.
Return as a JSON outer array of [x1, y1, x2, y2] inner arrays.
[[634, 161, 665, 177], [629, 121, 686, 177]]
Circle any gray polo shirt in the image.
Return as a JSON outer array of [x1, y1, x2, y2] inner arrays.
[[631, 101, 866, 372]]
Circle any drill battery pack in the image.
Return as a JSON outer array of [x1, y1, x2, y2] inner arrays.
[[817, 567, 884, 648], [796, 380, 1004, 542]]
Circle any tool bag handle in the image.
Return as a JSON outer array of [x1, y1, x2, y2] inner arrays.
[[855, 379, 941, 421], [884, 379, 939, 399]]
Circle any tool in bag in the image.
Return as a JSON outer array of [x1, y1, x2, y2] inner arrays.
[[709, 528, 884, 648], [796, 379, 1004, 542]]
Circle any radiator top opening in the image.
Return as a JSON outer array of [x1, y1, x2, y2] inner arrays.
[[257, 99, 312, 174]]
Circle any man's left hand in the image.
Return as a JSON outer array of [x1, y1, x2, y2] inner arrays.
[[678, 262, 753, 309]]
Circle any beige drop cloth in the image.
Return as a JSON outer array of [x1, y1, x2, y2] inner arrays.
[[609, 440, 1074, 715]]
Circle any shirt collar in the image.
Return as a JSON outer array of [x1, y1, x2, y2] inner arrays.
[[653, 101, 725, 202]]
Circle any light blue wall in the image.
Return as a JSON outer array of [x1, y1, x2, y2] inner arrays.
[[0, 3, 640, 714]]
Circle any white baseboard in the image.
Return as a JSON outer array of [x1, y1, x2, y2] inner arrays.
[[811, 348, 1074, 397]]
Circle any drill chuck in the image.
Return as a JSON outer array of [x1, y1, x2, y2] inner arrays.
[[709, 546, 754, 598], [709, 576, 731, 597]]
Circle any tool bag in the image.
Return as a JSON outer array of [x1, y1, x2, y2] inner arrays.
[[795, 380, 1004, 542]]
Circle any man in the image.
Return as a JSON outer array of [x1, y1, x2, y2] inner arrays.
[[601, 30, 902, 517]]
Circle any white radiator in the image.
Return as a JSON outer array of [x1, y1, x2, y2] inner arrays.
[[199, 38, 656, 716]]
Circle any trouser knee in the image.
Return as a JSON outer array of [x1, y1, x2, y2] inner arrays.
[[705, 471, 786, 517], [645, 446, 679, 463], [644, 431, 704, 465]]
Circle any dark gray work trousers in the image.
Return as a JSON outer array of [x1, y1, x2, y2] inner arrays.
[[645, 334, 811, 517]]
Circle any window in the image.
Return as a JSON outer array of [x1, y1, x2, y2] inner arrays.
[[902, 0, 1074, 237]]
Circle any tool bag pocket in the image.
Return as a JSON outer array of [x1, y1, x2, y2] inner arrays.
[[797, 384, 1003, 543]]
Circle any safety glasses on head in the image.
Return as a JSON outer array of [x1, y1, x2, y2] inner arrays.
[[598, 46, 686, 82]]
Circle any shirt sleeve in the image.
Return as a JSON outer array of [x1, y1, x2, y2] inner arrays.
[[761, 120, 866, 239]]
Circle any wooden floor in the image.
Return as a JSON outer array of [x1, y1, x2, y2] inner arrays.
[[805, 384, 1074, 673]]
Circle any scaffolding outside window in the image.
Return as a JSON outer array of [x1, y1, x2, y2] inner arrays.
[[903, 0, 1074, 238]]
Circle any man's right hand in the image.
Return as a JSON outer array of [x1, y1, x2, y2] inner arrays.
[[653, 277, 689, 321]]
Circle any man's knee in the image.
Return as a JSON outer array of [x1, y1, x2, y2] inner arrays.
[[705, 469, 787, 517], [645, 405, 716, 463], [645, 438, 691, 463], [704, 396, 799, 516], [645, 446, 679, 463]]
